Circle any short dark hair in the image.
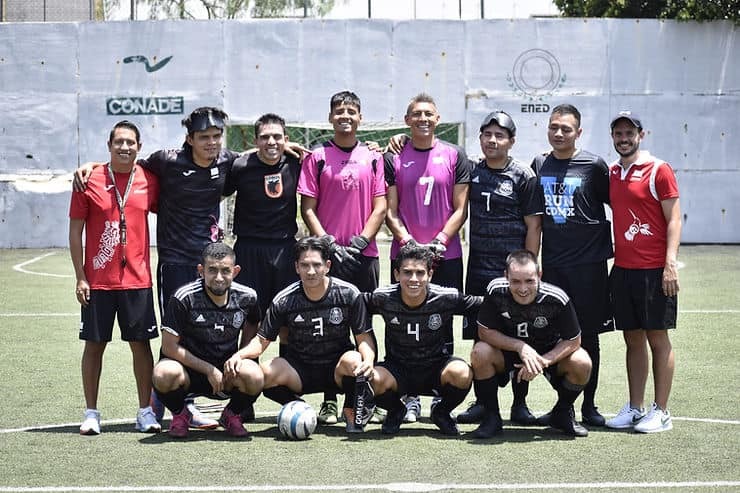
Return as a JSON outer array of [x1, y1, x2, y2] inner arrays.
[[109, 120, 140, 145], [550, 104, 581, 128], [406, 93, 437, 116], [294, 236, 330, 262], [504, 249, 539, 273], [330, 91, 361, 113], [254, 113, 286, 139], [182, 106, 228, 135], [201, 242, 235, 264], [394, 243, 435, 273]]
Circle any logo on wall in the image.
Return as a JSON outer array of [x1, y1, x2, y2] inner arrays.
[[106, 97, 184, 115], [507, 49, 567, 113], [123, 55, 173, 73]]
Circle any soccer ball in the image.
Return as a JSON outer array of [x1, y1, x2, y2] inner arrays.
[[277, 400, 317, 440]]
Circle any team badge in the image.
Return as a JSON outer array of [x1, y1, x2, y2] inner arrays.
[[264, 173, 283, 198], [329, 307, 343, 324], [428, 314, 442, 331], [497, 180, 514, 197], [210, 167, 220, 180], [533, 316, 548, 329], [233, 311, 244, 328]]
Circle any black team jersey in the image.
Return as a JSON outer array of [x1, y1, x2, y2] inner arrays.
[[366, 284, 482, 368], [142, 148, 239, 265], [469, 157, 543, 279], [531, 150, 612, 267], [477, 277, 580, 354], [259, 278, 371, 367], [162, 279, 261, 369], [223, 153, 301, 240]]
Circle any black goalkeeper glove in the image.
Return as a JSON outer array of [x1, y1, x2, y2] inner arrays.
[[322, 235, 362, 279]]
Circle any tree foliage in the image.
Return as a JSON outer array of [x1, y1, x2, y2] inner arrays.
[[554, 0, 739, 22], [105, 0, 334, 20]]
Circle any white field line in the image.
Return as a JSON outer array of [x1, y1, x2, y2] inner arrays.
[[0, 480, 739, 492], [12, 252, 73, 278]]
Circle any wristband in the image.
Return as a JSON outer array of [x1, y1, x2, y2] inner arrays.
[[435, 231, 449, 246]]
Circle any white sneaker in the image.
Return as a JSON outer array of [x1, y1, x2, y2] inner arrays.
[[80, 409, 101, 435], [634, 403, 673, 433], [403, 395, 421, 423], [606, 403, 646, 429], [135, 406, 162, 433]]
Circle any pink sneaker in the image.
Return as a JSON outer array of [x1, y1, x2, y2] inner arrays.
[[168, 408, 191, 439], [219, 408, 249, 438]]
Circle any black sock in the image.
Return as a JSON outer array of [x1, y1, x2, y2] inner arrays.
[[581, 334, 600, 408], [324, 392, 337, 403], [263, 385, 300, 405], [278, 343, 287, 358], [227, 390, 259, 414], [473, 377, 500, 413], [156, 387, 187, 415], [341, 376, 356, 410], [511, 379, 529, 407], [555, 379, 585, 410], [437, 383, 469, 414], [375, 391, 404, 412]]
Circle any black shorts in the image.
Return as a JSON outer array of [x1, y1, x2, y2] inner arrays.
[[497, 351, 559, 389], [234, 237, 298, 316], [283, 354, 342, 395], [542, 261, 613, 335], [79, 288, 158, 343], [462, 272, 498, 340], [180, 363, 231, 400], [333, 255, 380, 293], [157, 262, 199, 314], [378, 357, 465, 397], [610, 266, 677, 330]]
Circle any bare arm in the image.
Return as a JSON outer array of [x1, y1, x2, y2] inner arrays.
[[162, 329, 225, 393], [661, 197, 682, 296], [72, 162, 104, 192], [523, 214, 542, 257], [477, 323, 547, 376], [540, 335, 581, 367], [69, 218, 90, 307], [384, 185, 410, 241], [353, 332, 376, 378], [300, 195, 326, 237], [239, 320, 259, 349], [360, 195, 387, 241], [439, 183, 469, 239], [241, 334, 272, 360]]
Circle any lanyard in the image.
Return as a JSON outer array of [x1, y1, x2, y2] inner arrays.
[[106, 164, 136, 268]]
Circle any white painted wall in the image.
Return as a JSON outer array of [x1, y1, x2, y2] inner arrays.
[[0, 18, 737, 247]]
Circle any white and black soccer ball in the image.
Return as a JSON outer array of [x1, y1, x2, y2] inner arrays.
[[277, 400, 317, 440]]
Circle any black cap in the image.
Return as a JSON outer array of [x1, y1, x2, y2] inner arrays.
[[480, 110, 516, 137], [610, 110, 642, 130], [186, 111, 226, 133]]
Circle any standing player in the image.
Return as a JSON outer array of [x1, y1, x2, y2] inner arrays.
[[531, 104, 612, 427], [152, 242, 263, 438], [242, 236, 376, 433], [69, 120, 161, 435], [298, 91, 387, 424], [605, 111, 680, 433], [384, 93, 472, 422], [457, 110, 543, 426], [366, 244, 481, 436], [470, 250, 592, 438], [225, 113, 301, 323]]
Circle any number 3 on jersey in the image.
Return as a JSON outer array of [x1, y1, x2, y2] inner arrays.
[[419, 176, 435, 206], [312, 317, 324, 337]]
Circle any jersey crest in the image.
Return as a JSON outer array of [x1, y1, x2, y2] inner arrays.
[[232, 311, 244, 328], [496, 179, 514, 197], [533, 316, 549, 329], [264, 173, 283, 198], [428, 313, 442, 331], [329, 307, 343, 325]]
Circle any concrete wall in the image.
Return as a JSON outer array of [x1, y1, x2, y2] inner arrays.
[[0, 18, 737, 247]]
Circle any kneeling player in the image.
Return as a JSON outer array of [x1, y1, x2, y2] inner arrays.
[[470, 249, 592, 438], [242, 236, 376, 433], [153, 242, 263, 439], [366, 244, 482, 436]]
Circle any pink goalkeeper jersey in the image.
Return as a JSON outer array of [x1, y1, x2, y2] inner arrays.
[[298, 141, 386, 257], [385, 139, 471, 259]]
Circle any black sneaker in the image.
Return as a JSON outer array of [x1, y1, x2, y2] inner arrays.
[[549, 406, 589, 437], [581, 405, 606, 427], [431, 406, 460, 436], [471, 411, 503, 439], [535, 411, 551, 426], [510, 404, 538, 425], [455, 401, 485, 424], [381, 403, 406, 435]]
